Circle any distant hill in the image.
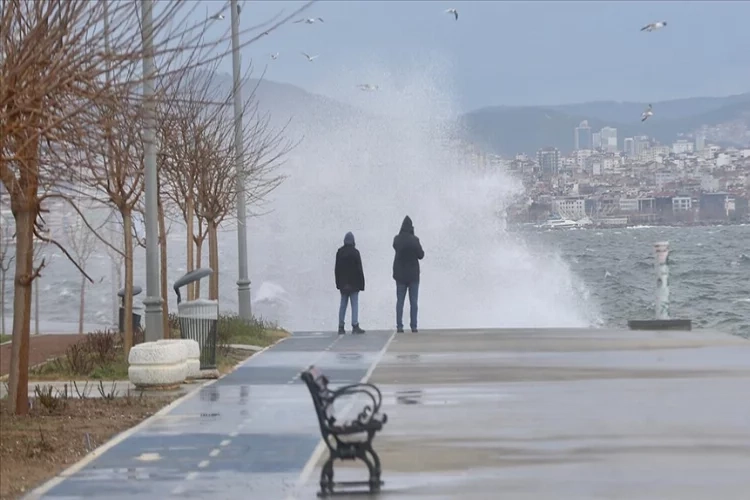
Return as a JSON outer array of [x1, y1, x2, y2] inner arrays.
[[210, 73, 367, 134], [460, 93, 750, 155], [202, 73, 750, 156]]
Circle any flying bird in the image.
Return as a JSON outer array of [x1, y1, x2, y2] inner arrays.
[[301, 52, 319, 62], [445, 8, 458, 20], [270, 52, 279, 60], [641, 21, 667, 32], [357, 84, 379, 91], [295, 17, 324, 24], [641, 104, 654, 122], [209, 13, 224, 21]]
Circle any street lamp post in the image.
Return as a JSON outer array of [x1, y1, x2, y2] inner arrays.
[[140, 0, 164, 341], [230, 0, 252, 320]]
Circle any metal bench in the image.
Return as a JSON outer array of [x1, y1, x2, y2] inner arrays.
[[301, 366, 388, 496]]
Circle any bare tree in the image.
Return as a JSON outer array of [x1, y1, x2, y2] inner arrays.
[[63, 214, 99, 334], [193, 67, 296, 301], [1, 0, 317, 415]]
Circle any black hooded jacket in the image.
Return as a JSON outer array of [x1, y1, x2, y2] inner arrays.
[[392, 216, 424, 283], [335, 232, 365, 292]]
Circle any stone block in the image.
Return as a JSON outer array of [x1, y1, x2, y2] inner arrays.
[[157, 339, 201, 379], [128, 341, 188, 389]]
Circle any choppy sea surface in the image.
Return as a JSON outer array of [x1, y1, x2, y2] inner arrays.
[[1, 224, 748, 338], [524, 224, 750, 339]]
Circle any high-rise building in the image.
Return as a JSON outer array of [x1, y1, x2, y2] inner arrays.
[[592, 132, 602, 150], [695, 134, 706, 151], [600, 127, 618, 153], [536, 147, 561, 176], [634, 135, 650, 157], [623, 137, 635, 156], [574, 120, 592, 150]]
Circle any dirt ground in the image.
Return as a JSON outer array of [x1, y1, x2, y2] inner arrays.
[[0, 395, 176, 499], [0, 335, 85, 378]]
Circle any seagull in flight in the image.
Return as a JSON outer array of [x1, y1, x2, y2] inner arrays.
[[357, 84, 379, 91], [445, 8, 458, 21], [295, 17, 324, 24], [270, 52, 279, 60], [641, 104, 654, 122], [641, 21, 667, 32], [301, 52, 319, 62], [209, 13, 224, 21]]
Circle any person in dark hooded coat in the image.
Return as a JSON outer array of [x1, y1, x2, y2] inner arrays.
[[392, 216, 424, 332], [335, 231, 366, 334]]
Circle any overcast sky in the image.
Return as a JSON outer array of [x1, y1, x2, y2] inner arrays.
[[197, 0, 750, 111]]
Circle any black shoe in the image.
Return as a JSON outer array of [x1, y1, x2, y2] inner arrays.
[[338, 326, 345, 335], [411, 328, 419, 333], [397, 328, 404, 333], [352, 324, 365, 334]]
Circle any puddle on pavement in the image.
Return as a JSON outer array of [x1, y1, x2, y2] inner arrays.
[[337, 352, 363, 363], [395, 354, 421, 362], [200, 386, 220, 402], [395, 390, 423, 405]]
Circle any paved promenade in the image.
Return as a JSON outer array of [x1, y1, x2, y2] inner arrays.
[[29, 330, 395, 499], [301, 328, 750, 499], [28, 328, 750, 499]]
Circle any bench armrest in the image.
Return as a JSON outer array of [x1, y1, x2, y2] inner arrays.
[[331, 383, 383, 425]]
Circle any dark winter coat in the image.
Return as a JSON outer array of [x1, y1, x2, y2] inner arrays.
[[335, 232, 365, 292], [392, 216, 424, 284]]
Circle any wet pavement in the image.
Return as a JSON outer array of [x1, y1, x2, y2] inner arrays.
[[28, 328, 750, 499], [31, 330, 394, 499], [302, 328, 750, 499]]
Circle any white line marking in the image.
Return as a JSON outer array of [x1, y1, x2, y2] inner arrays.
[[209, 449, 221, 457], [186, 471, 198, 481], [284, 331, 397, 500], [26, 336, 287, 500], [220, 439, 231, 447], [198, 460, 210, 468]]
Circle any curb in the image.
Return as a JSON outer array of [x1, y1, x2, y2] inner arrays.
[[24, 336, 287, 500]]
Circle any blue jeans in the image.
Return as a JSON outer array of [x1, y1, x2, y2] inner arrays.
[[396, 281, 419, 330], [339, 291, 359, 327]]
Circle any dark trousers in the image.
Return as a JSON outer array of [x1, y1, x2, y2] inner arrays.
[[396, 281, 419, 330]]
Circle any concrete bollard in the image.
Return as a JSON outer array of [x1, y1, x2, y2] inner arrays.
[[128, 342, 188, 390], [157, 339, 201, 380], [654, 241, 670, 320]]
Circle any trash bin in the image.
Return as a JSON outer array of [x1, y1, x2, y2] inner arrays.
[[118, 285, 143, 342], [178, 298, 219, 369], [173, 268, 217, 370]]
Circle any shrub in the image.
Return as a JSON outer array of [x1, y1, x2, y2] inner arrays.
[[33, 384, 67, 413], [65, 342, 94, 376], [85, 330, 118, 365]]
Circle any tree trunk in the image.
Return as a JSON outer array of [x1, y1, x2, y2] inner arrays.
[[1, 272, 5, 336], [207, 219, 219, 301], [78, 273, 86, 335], [158, 198, 169, 338], [194, 234, 204, 298], [186, 196, 194, 300], [121, 208, 134, 355], [8, 208, 34, 415]]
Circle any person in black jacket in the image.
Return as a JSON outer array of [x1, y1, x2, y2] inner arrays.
[[335, 231, 366, 334], [392, 216, 424, 333]]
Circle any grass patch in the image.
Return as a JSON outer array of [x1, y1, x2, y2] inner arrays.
[[0, 334, 10, 344], [168, 313, 288, 347], [28, 330, 129, 381]]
